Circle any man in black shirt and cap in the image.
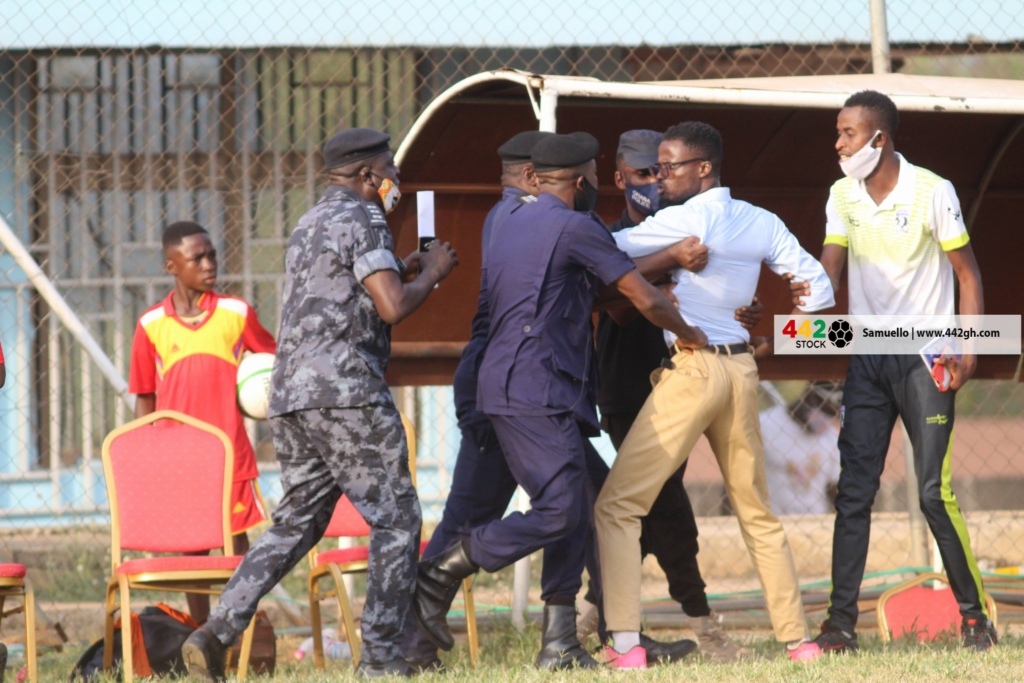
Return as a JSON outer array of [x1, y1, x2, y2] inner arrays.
[[411, 132, 707, 669], [590, 129, 763, 662]]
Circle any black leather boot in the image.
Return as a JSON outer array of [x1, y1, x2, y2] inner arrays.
[[181, 624, 228, 682], [412, 540, 479, 651], [535, 604, 599, 670]]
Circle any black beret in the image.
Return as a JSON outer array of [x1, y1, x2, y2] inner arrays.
[[323, 128, 392, 170], [497, 130, 553, 162], [617, 129, 663, 170], [531, 132, 600, 172]]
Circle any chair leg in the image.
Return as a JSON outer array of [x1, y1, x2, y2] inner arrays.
[[308, 572, 326, 670], [119, 577, 133, 683], [236, 616, 257, 681], [103, 578, 118, 671], [328, 566, 361, 667], [462, 576, 479, 667], [24, 585, 37, 683]]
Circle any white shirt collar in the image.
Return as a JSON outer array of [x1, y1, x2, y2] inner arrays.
[[848, 153, 916, 210], [682, 186, 732, 206]]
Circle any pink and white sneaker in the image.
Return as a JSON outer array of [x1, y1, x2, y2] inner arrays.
[[786, 640, 823, 662], [605, 645, 648, 670]]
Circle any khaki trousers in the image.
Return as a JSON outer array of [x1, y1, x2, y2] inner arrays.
[[594, 347, 809, 642]]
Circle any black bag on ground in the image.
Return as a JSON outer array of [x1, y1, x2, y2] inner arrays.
[[70, 606, 196, 682]]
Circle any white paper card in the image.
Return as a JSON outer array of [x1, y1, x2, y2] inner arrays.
[[417, 191, 435, 240]]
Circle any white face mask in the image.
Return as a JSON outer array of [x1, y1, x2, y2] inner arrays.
[[839, 130, 883, 180]]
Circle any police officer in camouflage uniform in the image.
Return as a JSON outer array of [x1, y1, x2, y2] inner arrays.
[[182, 128, 458, 680]]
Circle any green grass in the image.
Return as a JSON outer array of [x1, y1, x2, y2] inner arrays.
[[29, 623, 1024, 682]]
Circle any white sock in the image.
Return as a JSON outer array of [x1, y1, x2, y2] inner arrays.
[[612, 631, 640, 654], [786, 637, 810, 650]]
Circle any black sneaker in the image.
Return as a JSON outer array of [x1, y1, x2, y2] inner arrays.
[[813, 620, 859, 653], [961, 616, 997, 651], [640, 633, 698, 664]]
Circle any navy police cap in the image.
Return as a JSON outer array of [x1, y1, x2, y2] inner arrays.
[[324, 128, 392, 170], [497, 130, 553, 162], [531, 132, 600, 172], [617, 129, 663, 170]]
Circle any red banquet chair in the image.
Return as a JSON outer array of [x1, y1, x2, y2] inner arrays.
[[307, 413, 479, 668], [877, 572, 998, 642], [101, 410, 256, 683], [0, 563, 37, 682]]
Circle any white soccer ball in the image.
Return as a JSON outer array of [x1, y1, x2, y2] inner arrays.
[[237, 353, 275, 421]]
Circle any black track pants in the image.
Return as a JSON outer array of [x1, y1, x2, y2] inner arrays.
[[827, 355, 987, 631]]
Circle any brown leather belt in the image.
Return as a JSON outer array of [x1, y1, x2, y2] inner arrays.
[[707, 343, 752, 355]]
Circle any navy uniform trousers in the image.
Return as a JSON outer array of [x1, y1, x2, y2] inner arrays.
[[402, 410, 607, 660], [828, 355, 987, 630]]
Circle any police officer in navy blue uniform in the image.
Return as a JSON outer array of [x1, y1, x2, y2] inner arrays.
[[412, 132, 708, 669], [400, 131, 548, 670]]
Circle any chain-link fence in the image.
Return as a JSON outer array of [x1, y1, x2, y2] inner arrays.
[[0, 0, 1022, 656]]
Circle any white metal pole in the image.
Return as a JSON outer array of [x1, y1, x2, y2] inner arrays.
[[538, 88, 558, 134], [0, 213, 134, 410], [869, 0, 892, 75]]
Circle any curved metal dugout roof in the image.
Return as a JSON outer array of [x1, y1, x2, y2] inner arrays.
[[386, 70, 1024, 385]]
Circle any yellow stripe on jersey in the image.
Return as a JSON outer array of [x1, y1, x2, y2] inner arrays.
[[940, 232, 971, 252], [140, 299, 248, 379]]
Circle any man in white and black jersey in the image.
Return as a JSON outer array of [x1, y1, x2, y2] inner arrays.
[[791, 90, 993, 653]]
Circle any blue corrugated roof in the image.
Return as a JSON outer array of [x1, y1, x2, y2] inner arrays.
[[0, 0, 1021, 49]]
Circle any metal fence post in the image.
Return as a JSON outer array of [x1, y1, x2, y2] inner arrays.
[[869, 0, 892, 74]]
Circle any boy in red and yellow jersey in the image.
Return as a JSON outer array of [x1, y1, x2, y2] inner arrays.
[[129, 221, 276, 623]]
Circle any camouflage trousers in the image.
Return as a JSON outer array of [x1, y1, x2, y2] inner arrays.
[[207, 405, 421, 663]]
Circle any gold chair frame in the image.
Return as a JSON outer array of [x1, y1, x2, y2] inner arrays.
[[307, 412, 479, 668], [101, 410, 256, 682], [877, 571, 998, 642], [0, 575, 36, 682]]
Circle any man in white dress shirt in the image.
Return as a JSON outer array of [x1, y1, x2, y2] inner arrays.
[[594, 121, 834, 668]]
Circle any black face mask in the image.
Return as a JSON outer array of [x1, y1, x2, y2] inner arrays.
[[573, 176, 599, 213]]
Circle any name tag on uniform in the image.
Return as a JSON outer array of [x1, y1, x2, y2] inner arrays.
[[894, 208, 910, 233]]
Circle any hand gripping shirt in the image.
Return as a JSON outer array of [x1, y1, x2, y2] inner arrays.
[[128, 291, 277, 481], [614, 187, 835, 346], [270, 185, 402, 416]]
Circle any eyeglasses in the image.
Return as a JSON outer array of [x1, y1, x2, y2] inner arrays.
[[648, 157, 707, 177]]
